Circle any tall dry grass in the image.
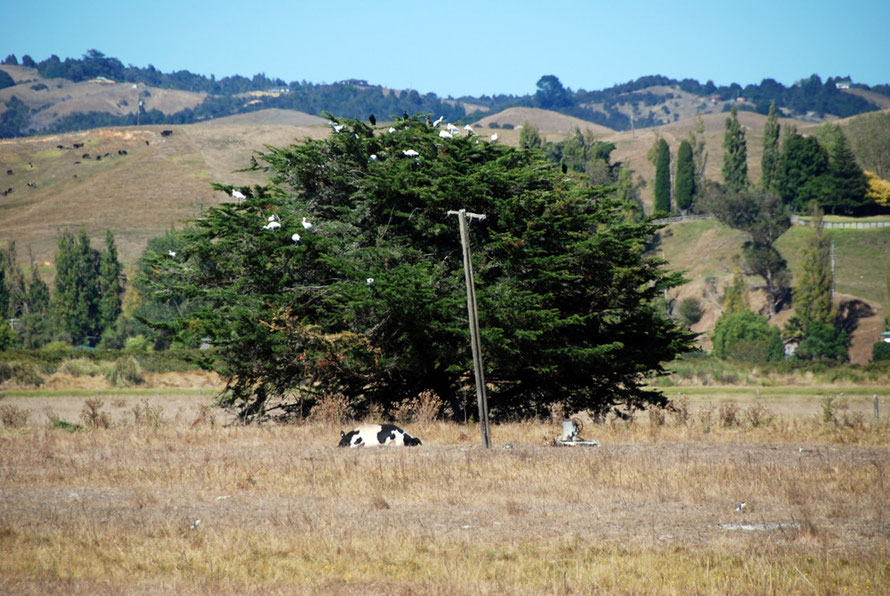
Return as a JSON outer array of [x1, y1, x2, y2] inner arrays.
[[0, 399, 888, 594]]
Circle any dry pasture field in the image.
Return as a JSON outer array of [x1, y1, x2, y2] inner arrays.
[[1, 390, 889, 595]]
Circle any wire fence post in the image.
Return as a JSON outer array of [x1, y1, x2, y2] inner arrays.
[[447, 209, 491, 448]]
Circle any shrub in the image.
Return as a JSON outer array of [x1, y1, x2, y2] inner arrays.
[[676, 297, 703, 326], [106, 356, 143, 387], [0, 404, 30, 427], [872, 341, 890, 362], [124, 334, 154, 352], [81, 398, 111, 429], [132, 399, 164, 430], [711, 311, 784, 362], [796, 321, 849, 362], [393, 390, 447, 425], [0, 323, 16, 351], [0, 361, 45, 386], [309, 393, 352, 425], [718, 401, 740, 427], [58, 358, 103, 376]]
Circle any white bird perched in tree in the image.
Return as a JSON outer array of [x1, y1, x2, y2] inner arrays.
[[291, 233, 301, 243], [366, 277, 374, 285], [263, 219, 281, 230], [328, 121, 344, 133], [432, 116, 444, 127], [388, 127, 397, 134], [268, 214, 279, 222], [403, 149, 419, 157], [446, 123, 460, 136], [490, 133, 499, 142], [438, 130, 453, 139], [302, 217, 313, 230], [464, 124, 475, 135], [231, 189, 246, 200], [370, 154, 378, 161], [167, 250, 177, 257]]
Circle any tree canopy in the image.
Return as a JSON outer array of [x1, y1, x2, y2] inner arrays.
[[140, 116, 695, 422]]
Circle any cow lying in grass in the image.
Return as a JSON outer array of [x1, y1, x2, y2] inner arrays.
[[338, 423, 422, 448]]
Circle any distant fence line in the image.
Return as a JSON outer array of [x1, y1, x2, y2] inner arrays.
[[790, 215, 890, 229], [652, 214, 890, 230]]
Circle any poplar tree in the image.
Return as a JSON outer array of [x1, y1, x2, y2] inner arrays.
[[519, 121, 542, 150], [674, 139, 695, 212], [722, 105, 748, 192], [53, 230, 100, 345], [653, 137, 671, 214], [722, 270, 750, 315], [761, 102, 780, 191], [98, 230, 124, 332]]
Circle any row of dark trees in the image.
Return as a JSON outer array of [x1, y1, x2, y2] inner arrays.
[[2, 51, 886, 139], [0, 230, 124, 349]]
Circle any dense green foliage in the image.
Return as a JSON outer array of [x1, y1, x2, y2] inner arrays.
[[790, 209, 833, 330], [722, 106, 748, 192], [872, 341, 890, 362], [519, 121, 542, 150], [51, 230, 123, 346], [0, 244, 52, 350], [141, 116, 694, 421], [674, 140, 695, 211], [0, 69, 14, 90], [795, 321, 849, 362], [653, 138, 671, 214], [712, 311, 784, 362], [775, 128, 869, 215]]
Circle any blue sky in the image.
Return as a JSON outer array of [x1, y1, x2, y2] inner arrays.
[[2, 0, 888, 98]]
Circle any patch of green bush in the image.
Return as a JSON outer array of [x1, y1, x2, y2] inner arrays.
[[105, 356, 143, 387], [872, 341, 890, 362], [712, 311, 784, 362], [0, 361, 45, 386]]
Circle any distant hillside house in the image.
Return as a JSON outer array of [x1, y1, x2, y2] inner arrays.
[[835, 78, 852, 89], [91, 76, 114, 84]]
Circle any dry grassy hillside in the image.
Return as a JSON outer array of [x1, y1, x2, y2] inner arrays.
[[0, 116, 330, 270], [0, 65, 206, 131], [476, 107, 614, 135]]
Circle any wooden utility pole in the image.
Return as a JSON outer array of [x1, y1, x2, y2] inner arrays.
[[447, 209, 491, 448]]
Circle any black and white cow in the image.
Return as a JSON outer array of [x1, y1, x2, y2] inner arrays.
[[338, 423, 422, 448]]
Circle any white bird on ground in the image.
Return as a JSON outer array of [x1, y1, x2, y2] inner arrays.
[[231, 190, 246, 200], [302, 217, 313, 230], [167, 250, 177, 257], [263, 221, 281, 230], [490, 133, 499, 142], [291, 233, 301, 243], [734, 502, 747, 512], [366, 277, 374, 285], [439, 130, 453, 139], [432, 116, 444, 127], [403, 149, 419, 157], [189, 519, 201, 530]]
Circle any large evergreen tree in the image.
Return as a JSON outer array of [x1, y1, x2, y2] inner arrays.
[[722, 105, 748, 192], [775, 130, 829, 212], [674, 139, 695, 212], [824, 131, 868, 215], [141, 116, 695, 421], [761, 102, 780, 191], [653, 137, 671, 214]]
